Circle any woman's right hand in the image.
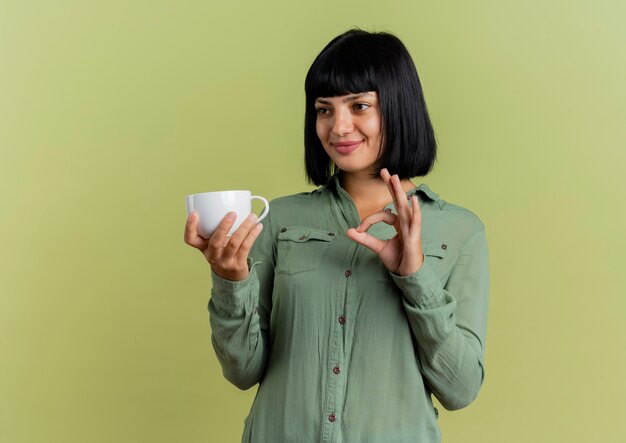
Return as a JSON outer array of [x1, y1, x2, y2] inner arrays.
[[184, 211, 264, 281]]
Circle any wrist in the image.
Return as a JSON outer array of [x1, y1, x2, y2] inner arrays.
[[211, 266, 249, 282], [394, 253, 425, 277]]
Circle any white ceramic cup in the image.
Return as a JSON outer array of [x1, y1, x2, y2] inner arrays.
[[186, 190, 270, 238]]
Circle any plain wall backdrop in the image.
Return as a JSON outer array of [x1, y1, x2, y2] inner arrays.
[[1, 0, 625, 442]]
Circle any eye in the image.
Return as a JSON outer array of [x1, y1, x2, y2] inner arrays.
[[353, 103, 371, 112], [315, 107, 331, 116]]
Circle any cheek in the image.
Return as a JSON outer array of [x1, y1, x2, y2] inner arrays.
[[315, 120, 328, 143], [365, 118, 383, 152], [367, 117, 382, 136], [315, 119, 321, 136]]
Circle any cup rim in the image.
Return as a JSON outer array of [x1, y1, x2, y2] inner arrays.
[[187, 190, 252, 198]]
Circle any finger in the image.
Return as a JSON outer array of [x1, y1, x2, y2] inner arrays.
[[184, 212, 208, 249], [410, 195, 422, 237], [346, 228, 387, 255], [382, 170, 410, 228], [208, 212, 237, 250], [388, 175, 412, 241], [235, 222, 264, 261], [356, 210, 398, 232], [380, 167, 390, 181], [380, 168, 399, 211], [391, 174, 411, 223], [222, 213, 259, 259]]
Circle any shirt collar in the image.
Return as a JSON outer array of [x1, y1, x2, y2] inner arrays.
[[324, 172, 441, 205], [412, 182, 440, 204]]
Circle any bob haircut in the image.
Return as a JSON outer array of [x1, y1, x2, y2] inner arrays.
[[304, 29, 437, 186]]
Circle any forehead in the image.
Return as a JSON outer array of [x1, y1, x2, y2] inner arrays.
[[315, 91, 377, 103]]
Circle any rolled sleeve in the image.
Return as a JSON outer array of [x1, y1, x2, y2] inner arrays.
[[390, 262, 451, 310], [209, 257, 260, 318]]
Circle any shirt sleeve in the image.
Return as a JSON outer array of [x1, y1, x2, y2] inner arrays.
[[207, 214, 275, 390], [390, 226, 489, 410]]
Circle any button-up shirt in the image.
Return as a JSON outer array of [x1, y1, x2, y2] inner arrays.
[[208, 173, 489, 443]]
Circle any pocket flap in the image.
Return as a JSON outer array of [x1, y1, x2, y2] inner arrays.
[[277, 227, 336, 243], [422, 240, 448, 258]]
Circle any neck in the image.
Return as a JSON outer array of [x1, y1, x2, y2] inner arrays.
[[339, 169, 416, 208]]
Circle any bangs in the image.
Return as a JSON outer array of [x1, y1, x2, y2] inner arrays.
[[305, 44, 378, 99]]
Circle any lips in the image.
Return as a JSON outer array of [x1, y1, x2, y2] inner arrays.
[[332, 140, 362, 154]]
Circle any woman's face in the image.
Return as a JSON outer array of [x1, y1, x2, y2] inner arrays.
[[314, 91, 383, 175]]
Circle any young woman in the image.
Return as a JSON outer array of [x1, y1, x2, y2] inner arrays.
[[185, 29, 489, 443]]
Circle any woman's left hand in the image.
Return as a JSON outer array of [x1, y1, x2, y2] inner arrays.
[[346, 168, 424, 276]]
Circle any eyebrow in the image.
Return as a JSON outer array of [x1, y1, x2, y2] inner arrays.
[[315, 92, 375, 105]]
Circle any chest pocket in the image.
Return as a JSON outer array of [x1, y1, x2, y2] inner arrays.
[[275, 227, 336, 275], [422, 239, 448, 259], [376, 239, 449, 283], [417, 239, 449, 276]]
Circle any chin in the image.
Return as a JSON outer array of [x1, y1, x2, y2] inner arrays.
[[337, 165, 376, 175]]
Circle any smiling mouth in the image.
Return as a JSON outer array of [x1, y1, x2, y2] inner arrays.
[[333, 140, 362, 154]]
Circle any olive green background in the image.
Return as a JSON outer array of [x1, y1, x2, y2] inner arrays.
[[1, 1, 625, 442]]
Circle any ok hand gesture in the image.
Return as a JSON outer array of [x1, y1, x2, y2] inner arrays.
[[346, 168, 424, 277]]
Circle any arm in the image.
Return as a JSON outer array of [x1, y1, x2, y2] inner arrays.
[[390, 227, 489, 410], [345, 169, 489, 409], [207, 214, 275, 390], [184, 207, 275, 389]]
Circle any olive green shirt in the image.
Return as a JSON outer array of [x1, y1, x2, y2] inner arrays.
[[208, 174, 489, 443]]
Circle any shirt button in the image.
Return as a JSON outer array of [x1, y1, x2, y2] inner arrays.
[[344, 269, 352, 277], [338, 315, 346, 325], [280, 227, 287, 233], [328, 232, 335, 237], [441, 244, 447, 250], [329, 413, 336, 423], [332, 366, 341, 375]]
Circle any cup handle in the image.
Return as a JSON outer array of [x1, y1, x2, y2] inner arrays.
[[251, 195, 270, 222]]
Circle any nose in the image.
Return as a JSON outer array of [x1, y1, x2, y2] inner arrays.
[[331, 107, 353, 136]]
